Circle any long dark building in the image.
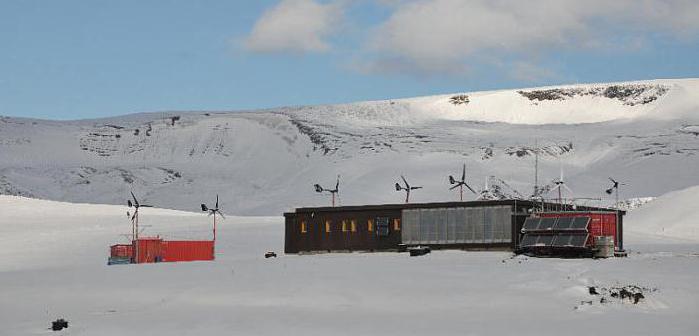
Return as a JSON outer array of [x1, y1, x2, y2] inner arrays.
[[283, 200, 624, 254]]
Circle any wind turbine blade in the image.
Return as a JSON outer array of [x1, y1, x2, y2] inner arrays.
[[563, 184, 574, 194], [549, 184, 562, 193], [401, 175, 409, 188], [336, 175, 340, 191], [461, 163, 466, 181], [216, 195, 219, 209], [218, 211, 226, 219], [412, 186, 423, 190], [131, 192, 139, 207], [464, 183, 477, 194], [449, 184, 461, 190]]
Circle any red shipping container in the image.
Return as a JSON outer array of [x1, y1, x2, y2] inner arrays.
[[110, 244, 133, 258], [538, 212, 618, 248], [134, 237, 163, 263], [161, 241, 214, 262]]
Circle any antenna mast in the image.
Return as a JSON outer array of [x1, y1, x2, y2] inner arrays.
[[534, 140, 539, 198]]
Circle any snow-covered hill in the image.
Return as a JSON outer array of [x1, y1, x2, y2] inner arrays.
[[627, 185, 699, 241], [1, 78, 698, 215]]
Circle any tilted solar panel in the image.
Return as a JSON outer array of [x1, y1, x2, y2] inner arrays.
[[554, 217, 574, 230], [571, 217, 591, 230], [552, 234, 572, 246], [538, 217, 557, 230], [520, 234, 539, 247], [569, 235, 588, 247], [522, 218, 541, 231], [536, 235, 554, 246]]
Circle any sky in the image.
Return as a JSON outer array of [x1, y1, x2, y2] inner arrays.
[[1, 0, 699, 120]]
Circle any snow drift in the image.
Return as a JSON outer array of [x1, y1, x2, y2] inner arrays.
[[626, 185, 699, 241]]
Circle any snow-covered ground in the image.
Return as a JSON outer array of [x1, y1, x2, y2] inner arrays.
[[1, 196, 698, 335]]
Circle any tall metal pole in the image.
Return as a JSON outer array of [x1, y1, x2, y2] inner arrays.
[[615, 187, 620, 251], [460, 185, 463, 202], [332, 193, 336, 207], [405, 189, 410, 203], [534, 140, 539, 198], [134, 211, 139, 264]]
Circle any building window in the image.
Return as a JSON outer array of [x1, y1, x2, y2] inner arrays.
[[393, 218, 401, 231], [351, 219, 357, 232], [325, 220, 331, 233], [367, 219, 374, 232], [300, 221, 307, 233], [342, 220, 348, 232]]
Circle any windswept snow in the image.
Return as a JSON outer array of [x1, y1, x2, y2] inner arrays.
[[626, 185, 699, 241], [1, 196, 698, 335]]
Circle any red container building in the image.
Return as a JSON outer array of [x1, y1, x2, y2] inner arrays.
[[538, 212, 619, 249], [161, 241, 215, 262], [109, 238, 215, 265]]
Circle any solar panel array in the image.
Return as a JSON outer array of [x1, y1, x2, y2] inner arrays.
[[519, 234, 588, 248], [521, 216, 590, 232], [519, 216, 592, 249]]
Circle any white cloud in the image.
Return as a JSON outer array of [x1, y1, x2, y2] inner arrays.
[[244, 0, 344, 53], [362, 0, 699, 78]]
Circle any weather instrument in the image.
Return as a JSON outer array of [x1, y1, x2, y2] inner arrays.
[[314, 175, 340, 207], [201, 194, 225, 241], [395, 175, 422, 203], [449, 163, 476, 201]]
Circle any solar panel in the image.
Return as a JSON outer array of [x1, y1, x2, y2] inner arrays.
[[569, 235, 588, 247], [538, 217, 557, 230], [554, 217, 574, 230], [536, 235, 554, 246], [571, 217, 591, 230], [521, 218, 541, 231], [520, 234, 539, 247], [552, 234, 572, 246]]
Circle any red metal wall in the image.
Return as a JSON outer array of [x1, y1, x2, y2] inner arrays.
[[161, 241, 214, 262], [539, 212, 618, 247], [110, 244, 133, 258], [134, 238, 163, 263]]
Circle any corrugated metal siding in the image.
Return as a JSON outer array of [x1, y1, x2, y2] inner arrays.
[[402, 205, 512, 245], [110, 244, 133, 258], [161, 241, 214, 262], [135, 238, 162, 263]]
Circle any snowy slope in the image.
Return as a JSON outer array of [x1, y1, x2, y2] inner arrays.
[[1, 196, 698, 335], [626, 185, 699, 241], [1, 79, 698, 215]]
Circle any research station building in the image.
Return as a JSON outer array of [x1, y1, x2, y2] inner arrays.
[[283, 200, 624, 255]]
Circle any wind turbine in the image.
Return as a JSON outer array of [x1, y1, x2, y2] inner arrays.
[[449, 164, 476, 201], [395, 175, 422, 203], [201, 194, 225, 241], [314, 175, 340, 207], [127, 192, 152, 264], [550, 168, 573, 204], [605, 177, 625, 205], [606, 177, 625, 251]]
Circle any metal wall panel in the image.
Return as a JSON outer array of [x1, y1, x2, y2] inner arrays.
[[401, 205, 513, 245]]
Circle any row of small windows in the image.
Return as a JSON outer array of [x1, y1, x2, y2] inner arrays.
[[300, 218, 400, 233]]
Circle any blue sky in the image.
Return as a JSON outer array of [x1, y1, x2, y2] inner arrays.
[[2, 0, 698, 120]]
